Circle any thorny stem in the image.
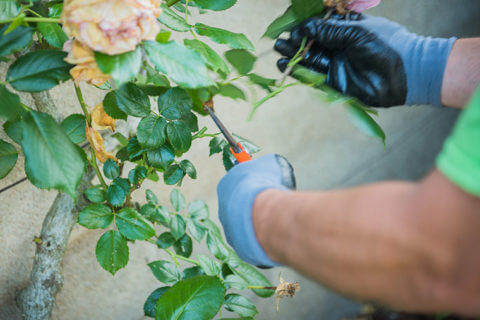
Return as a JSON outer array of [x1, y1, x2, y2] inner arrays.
[[0, 17, 59, 24], [74, 83, 91, 125], [279, 38, 315, 86], [90, 150, 108, 189], [247, 285, 277, 290]]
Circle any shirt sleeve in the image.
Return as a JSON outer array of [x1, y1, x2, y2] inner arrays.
[[436, 86, 480, 196]]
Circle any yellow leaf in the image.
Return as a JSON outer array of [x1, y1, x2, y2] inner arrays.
[[85, 125, 116, 163], [91, 103, 115, 131]]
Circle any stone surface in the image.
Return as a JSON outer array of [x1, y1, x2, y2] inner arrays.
[[1, 0, 479, 319]]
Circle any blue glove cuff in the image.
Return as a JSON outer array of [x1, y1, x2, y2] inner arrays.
[[223, 181, 288, 267], [400, 34, 456, 106]]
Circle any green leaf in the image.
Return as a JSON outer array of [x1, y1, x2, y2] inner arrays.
[[103, 159, 119, 180], [158, 87, 193, 120], [145, 64, 171, 87], [173, 234, 193, 257], [114, 82, 151, 117], [155, 276, 225, 320], [156, 232, 176, 249], [106, 184, 126, 207], [147, 144, 175, 171], [141, 203, 171, 225], [164, 164, 185, 185], [144, 40, 213, 89], [0, 0, 20, 20], [95, 47, 142, 85], [7, 50, 71, 92], [78, 204, 113, 229], [113, 177, 130, 195], [116, 208, 156, 240], [206, 232, 230, 261], [219, 84, 246, 101], [224, 275, 247, 290], [182, 266, 204, 280], [247, 73, 276, 92], [0, 84, 23, 122], [262, 6, 299, 39], [194, 24, 254, 52], [197, 255, 220, 276], [345, 103, 386, 143], [0, 139, 17, 179], [225, 49, 256, 75], [291, 0, 324, 20], [0, 25, 33, 56], [224, 294, 258, 317], [156, 30, 171, 43], [187, 218, 206, 242], [95, 230, 129, 275], [158, 4, 191, 32], [21, 110, 86, 198], [203, 218, 223, 239], [209, 137, 227, 156], [144, 287, 170, 318], [61, 114, 86, 144], [170, 189, 186, 212], [179, 159, 196, 179], [228, 255, 274, 297], [103, 91, 127, 120], [184, 39, 230, 75], [137, 115, 167, 148], [193, 0, 237, 10], [127, 136, 145, 161], [3, 120, 22, 144], [188, 200, 209, 220], [169, 214, 186, 240], [182, 112, 199, 133], [112, 133, 129, 146], [291, 65, 326, 85], [166, 121, 192, 153], [146, 189, 158, 205], [148, 260, 181, 285], [85, 185, 106, 203], [128, 165, 147, 184], [37, 22, 68, 49]]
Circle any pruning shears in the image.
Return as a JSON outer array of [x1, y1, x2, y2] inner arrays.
[[203, 106, 252, 164]]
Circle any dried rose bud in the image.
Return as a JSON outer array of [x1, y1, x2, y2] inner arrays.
[[347, 0, 382, 12], [64, 40, 111, 86], [275, 275, 301, 312], [61, 0, 162, 55]]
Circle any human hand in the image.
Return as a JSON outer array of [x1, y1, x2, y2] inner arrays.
[[217, 154, 295, 267], [275, 14, 456, 107]]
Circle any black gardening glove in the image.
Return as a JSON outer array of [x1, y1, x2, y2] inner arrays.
[[274, 14, 456, 107]]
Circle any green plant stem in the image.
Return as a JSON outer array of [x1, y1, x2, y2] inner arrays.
[[73, 83, 91, 125], [166, 249, 200, 265], [247, 285, 277, 290], [249, 82, 300, 120], [0, 17, 59, 24], [90, 149, 108, 189], [192, 127, 219, 140]]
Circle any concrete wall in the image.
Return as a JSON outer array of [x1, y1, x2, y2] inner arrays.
[[1, 1, 478, 319]]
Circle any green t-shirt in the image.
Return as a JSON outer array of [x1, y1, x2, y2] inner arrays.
[[437, 87, 480, 196]]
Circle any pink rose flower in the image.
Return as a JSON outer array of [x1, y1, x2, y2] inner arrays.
[[347, 0, 382, 12]]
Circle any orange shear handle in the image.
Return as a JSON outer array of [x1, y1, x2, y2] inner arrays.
[[230, 143, 252, 163]]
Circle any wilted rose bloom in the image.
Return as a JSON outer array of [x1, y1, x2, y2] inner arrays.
[[64, 40, 111, 86], [347, 0, 382, 12], [91, 103, 115, 131], [61, 0, 162, 55]]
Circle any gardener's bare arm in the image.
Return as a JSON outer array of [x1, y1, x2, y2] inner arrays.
[[442, 38, 480, 109], [253, 170, 480, 316]]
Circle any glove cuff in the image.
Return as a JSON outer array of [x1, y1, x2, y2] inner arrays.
[[404, 36, 457, 107], [227, 182, 287, 268]]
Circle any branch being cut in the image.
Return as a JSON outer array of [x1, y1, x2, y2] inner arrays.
[[16, 167, 94, 320]]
